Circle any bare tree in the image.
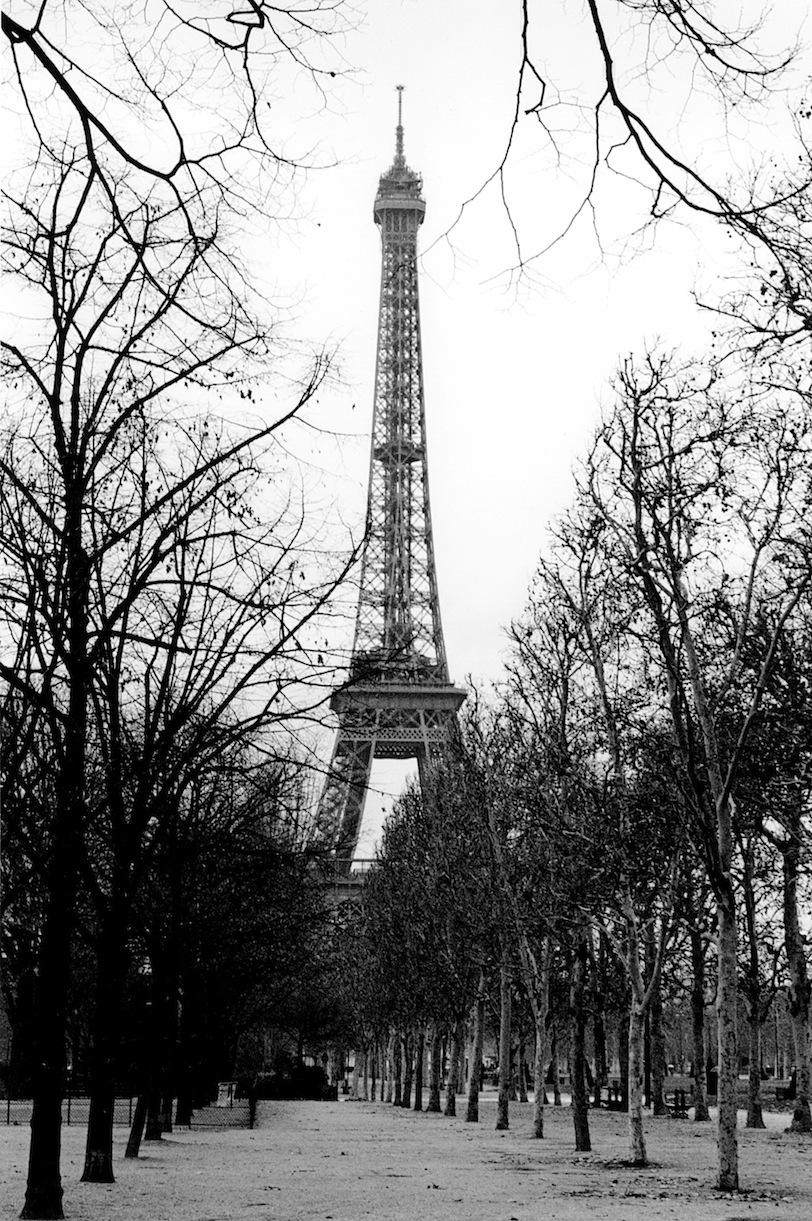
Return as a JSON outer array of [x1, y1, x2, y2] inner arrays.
[[508, 549, 682, 1164], [2, 2, 349, 200], [445, 1, 807, 276], [1, 78, 352, 1214], [581, 350, 810, 1189]]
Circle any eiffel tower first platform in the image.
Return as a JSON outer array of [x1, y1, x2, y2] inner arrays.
[[319, 89, 466, 867]]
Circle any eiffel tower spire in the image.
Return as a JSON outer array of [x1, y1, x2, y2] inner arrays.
[[319, 92, 465, 866]]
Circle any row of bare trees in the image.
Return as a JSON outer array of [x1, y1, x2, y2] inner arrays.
[[333, 187, 812, 1190], [0, 141, 350, 1216], [1, 4, 356, 1218]]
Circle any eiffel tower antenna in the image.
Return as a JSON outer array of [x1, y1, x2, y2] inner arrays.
[[318, 95, 465, 868], [395, 85, 404, 163]]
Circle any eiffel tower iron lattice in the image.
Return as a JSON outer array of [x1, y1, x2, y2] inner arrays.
[[319, 89, 466, 866]]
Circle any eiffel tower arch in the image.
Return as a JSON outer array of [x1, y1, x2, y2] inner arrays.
[[319, 89, 466, 867]]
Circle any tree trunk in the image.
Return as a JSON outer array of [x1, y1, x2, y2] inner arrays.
[[532, 1002, 547, 1138], [517, 1033, 528, 1103], [144, 1084, 163, 1140], [413, 1027, 425, 1111], [783, 801, 812, 1133], [548, 1023, 562, 1106], [81, 860, 133, 1181], [80, 939, 124, 1180], [350, 1051, 362, 1101], [618, 1009, 629, 1111], [378, 1038, 385, 1100], [628, 1004, 647, 1165], [466, 974, 486, 1124], [401, 1029, 413, 1109], [647, 928, 668, 1118], [716, 885, 739, 1190], [160, 1090, 174, 1133], [20, 507, 89, 1221], [175, 1090, 193, 1128], [570, 933, 591, 1152], [174, 982, 197, 1127], [445, 1021, 463, 1117], [590, 931, 609, 1108], [496, 959, 511, 1131], [690, 924, 711, 1122], [427, 1026, 442, 1112], [124, 1095, 148, 1159], [746, 1011, 765, 1129], [384, 1033, 393, 1103], [742, 841, 765, 1129], [392, 1030, 402, 1107]]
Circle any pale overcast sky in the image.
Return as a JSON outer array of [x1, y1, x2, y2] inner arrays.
[[6, 1, 806, 854], [259, 1, 809, 852]]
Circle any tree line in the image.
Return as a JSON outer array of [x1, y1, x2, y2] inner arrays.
[[331, 161, 812, 1192], [1, 3, 353, 1217]]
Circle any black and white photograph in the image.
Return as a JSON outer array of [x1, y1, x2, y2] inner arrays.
[[2, 2, 811, 1218]]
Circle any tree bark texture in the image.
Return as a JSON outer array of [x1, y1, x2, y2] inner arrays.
[[466, 975, 486, 1124], [444, 1021, 463, 1117], [144, 1083, 163, 1141], [716, 887, 740, 1191], [350, 1050, 362, 1101], [81, 832, 135, 1179], [742, 843, 766, 1129], [647, 929, 668, 1118], [627, 1004, 647, 1165], [570, 933, 591, 1152], [124, 1095, 148, 1159], [690, 924, 711, 1122], [618, 1010, 629, 1111], [496, 960, 512, 1131], [401, 1029, 413, 1109], [590, 931, 609, 1108], [21, 518, 89, 1220], [385, 1031, 395, 1103], [746, 1013, 765, 1129], [549, 1024, 562, 1107], [533, 1004, 547, 1139], [427, 1026, 442, 1112], [783, 802, 812, 1133], [413, 1027, 425, 1111], [517, 1034, 528, 1103], [392, 1030, 402, 1107]]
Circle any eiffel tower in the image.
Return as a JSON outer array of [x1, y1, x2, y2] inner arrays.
[[320, 89, 465, 867]]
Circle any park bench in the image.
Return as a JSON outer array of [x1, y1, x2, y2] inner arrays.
[[601, 1081, 625, 1110], [666, 1087, 690, 1117]]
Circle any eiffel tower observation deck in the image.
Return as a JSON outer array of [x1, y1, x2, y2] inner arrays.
[[319, 89, 466, 868]]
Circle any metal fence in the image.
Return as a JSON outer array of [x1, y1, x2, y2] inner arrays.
[[3, 1096, 250, 1128]]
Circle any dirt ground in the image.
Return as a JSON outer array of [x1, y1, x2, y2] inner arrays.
[[1, 1095, 810, 1221]]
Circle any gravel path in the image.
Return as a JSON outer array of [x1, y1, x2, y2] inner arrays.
[[1, 1096, 810, 1220]]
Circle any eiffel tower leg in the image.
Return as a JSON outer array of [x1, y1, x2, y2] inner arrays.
[[318, 727, 374, 870], [416, 710, 458, 793]]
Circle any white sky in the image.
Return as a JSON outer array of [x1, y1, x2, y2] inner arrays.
[[256, 1, 808, 853]]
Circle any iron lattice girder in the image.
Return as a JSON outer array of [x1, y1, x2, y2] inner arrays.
[[352, 157, 447, 677], [330, 682, 466, 756], [319, 112, 463, 865], [319, 681, 465, 863]]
